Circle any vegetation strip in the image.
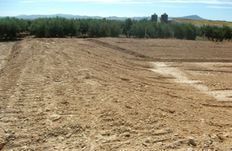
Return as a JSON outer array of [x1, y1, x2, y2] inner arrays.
[[0, 17, 231, 41]]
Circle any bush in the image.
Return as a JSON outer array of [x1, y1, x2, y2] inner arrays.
[[30, 18, 80, 38], [123, 19, 133, 37], [201, 25, 232, 41], [222, 26, 232, 40], [0, 17, 28, 40]]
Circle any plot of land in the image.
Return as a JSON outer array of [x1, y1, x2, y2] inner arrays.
[[0, 38, 232, 150]]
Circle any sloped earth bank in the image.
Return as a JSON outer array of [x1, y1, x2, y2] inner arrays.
[[0, 38, 232, 150]]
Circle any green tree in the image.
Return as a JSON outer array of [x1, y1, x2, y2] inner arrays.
[[222, 26, 232, 40], [123, 18, 133, 37], [130, 22, 146, 38], [109, 21, 121, 37], [0, 17, 22, 40], [184, 24, 197, 40], [79, 20, 89, 37]]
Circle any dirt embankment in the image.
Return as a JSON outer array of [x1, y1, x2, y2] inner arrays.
[[0, 38, 232, 150]]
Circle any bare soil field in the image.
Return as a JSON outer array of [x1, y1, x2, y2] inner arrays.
[[0, 38, 232, 150]]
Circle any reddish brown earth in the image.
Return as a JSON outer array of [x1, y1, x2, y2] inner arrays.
[[0, 38, 232, 150]]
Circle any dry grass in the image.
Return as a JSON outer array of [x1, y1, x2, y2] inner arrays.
[[175, 18, 232, 27]]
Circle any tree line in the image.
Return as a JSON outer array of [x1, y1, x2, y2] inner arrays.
[[0, 17, 231, 41], [200, 25, 232, 42], [0, 17, 29, 40]]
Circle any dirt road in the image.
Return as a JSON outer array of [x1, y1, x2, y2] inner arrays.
[[0, 38, 232, 150]]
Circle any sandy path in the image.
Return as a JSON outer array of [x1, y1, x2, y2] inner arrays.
[[151, 62, 232, 102]]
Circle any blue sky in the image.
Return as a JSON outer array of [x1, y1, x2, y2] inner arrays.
[[0, 0, 232, 21]]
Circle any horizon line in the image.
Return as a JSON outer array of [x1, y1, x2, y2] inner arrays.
[[1, 14, 232, 22]]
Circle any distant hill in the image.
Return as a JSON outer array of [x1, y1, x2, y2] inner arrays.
[[16, 14, 102, 20], [176, 15, 205, 20], [15, 14, 149, 20], [15, 14, 207, 21]]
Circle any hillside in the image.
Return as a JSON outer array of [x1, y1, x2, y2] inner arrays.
[[174, 18, 232, 27], [176, 15, 205, 20], [16, 14, 149, 21]]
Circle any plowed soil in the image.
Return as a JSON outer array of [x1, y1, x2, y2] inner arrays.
[[0, 38, 232, 151]]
